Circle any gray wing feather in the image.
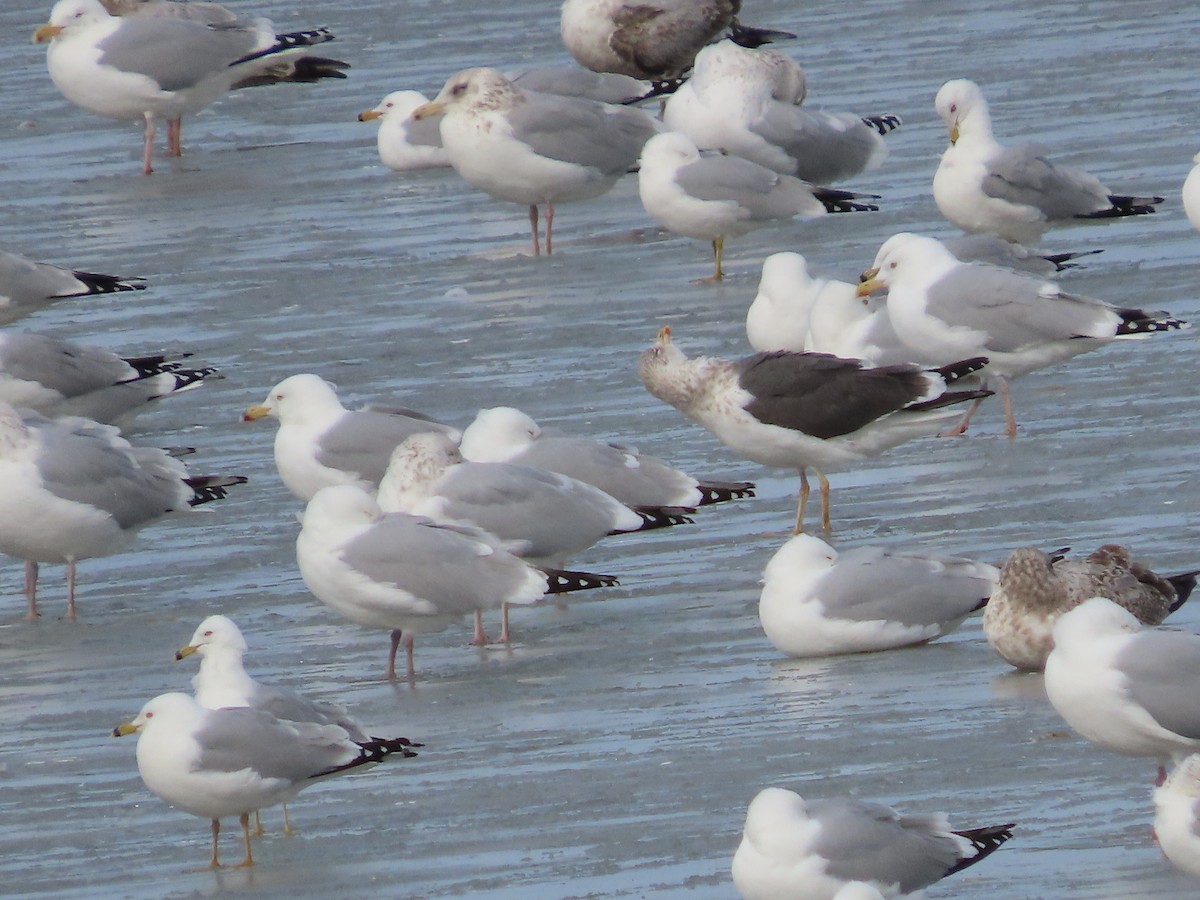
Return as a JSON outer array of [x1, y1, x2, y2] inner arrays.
[[752, 106, 885, 184], [1118, 631, 1200, 740], [676, 156, 825, 219], [317, 412, 456, 486], [0, 333, 133, 398], [193, 707, 356, 782], [0, 252, 89, 305], [981, 142, 1109, 218], [506, 96, 658, 174], [518, 436, 698, 507], [97, 18, 259, 90]]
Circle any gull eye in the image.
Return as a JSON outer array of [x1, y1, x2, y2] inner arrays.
[[450, 82, 467, 97], [145, 712, 154, 719], [203, 630, 213, 637], [949, 103, 957, 113]]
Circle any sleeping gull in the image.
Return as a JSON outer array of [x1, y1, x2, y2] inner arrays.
[[637, 326, 989, 533], [984, 545, 1198, 671], [1184, 152, 1200, 233], [243, 373, 460, 501], [0, 332, 217, 428], [1045, 597, 1200, 779], [663, 41, 898, 185], [296, 484, 618, 678], [100, 0, 348, 157], [637, 131, 878, 281], [0, 402, 245, 620], [932, 78, 1162, 244], [0, 249, 145, 325], [410, 67, 661, 256], [759, 533, 997, 658], [1154, 754, 1200, 879], [357, 91, 450, 172], [560, 0, 795, 87], [34, 0, 339, 174], [177, 613, 372, 835], [459, 405, 755, 508], [113, 692, 418, 868], [730, 786, 1015, 900], [857, 232, 1186, 437]]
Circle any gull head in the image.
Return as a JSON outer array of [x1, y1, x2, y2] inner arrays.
[[359, 90, 430, 123], [244, 373, 344, 425], [413, 68, 520, 120], [112, 692, 196, 738], [460, 407, 541, 462], [638, 131, 702, 171], [858, 232, 954, 296], [935, 78, 987, 144], [177, 614, 248, 661], [36, 0, 110, 41]]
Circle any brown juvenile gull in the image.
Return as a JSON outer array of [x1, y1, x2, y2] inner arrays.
[[34, 0, 340, 175], [731, 786, 1015, 900], [637, 327, 990, 533], [984, 545, 1198, 672], [0, 402, 245, 620], [0, 249, 145, 325], [933, 78, 1162, 245], [243, 373, 460, 501], [459, 406, 755, 509], [113, 692, 418, 868], [297, 484, 618, 678], [857, 232, 1187, 437], [411, 67, 661, 256], [560, 0, 795, 91]]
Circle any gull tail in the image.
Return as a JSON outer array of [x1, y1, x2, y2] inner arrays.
[[1110, 308, 1187, 336], [1041, 248, 1103, 271], [186, 475, 249, 506], [232, 55, 350, 90], [315, 736, 421, 779], [1168, 570, 1200, 613], [57, 270, 147, 297], [812, 187, 880, 214], [695, 480, 757, 505], [621, 78, 687, 105], [541, 568, 619, 594], [946, 823, 1016, 877], [933, 356, 990, 384], [231, 27, 337, 68], [1076, 194, 1164, 220], [861, 113, 902, 136], [728, 20, 798, 48]]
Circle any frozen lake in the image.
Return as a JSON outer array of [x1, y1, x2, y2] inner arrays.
[[2, 0, 1200, 896]]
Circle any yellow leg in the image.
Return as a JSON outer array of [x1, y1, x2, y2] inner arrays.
[[253, 809, 264, 836], [712, 237, 725, 281], [235, 812, 255, 867], [818, 471, 832, 533], [528, 205, 541, 256], [794, 468, 810, 534], [209, 819, 221, 869], [282, 803, 294, 837]]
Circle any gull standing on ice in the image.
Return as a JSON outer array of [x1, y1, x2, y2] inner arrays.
[[637, 327, 990, 533], [731, 786, 1015, 900], [411, 67, 661, 255], [932, 78, 1162, 244]]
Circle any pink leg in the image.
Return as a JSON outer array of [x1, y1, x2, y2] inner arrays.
[[66, 559, 77, 621], [142, 113, 155, 175], [793, 468, 809, 534], [939, 396, 983, 437], [998, 376, 1018, 438], [528, 205, 541, 256], [24, 560, 38, 621], [387, 629, 402, 680], [499, 602, 512, 644], [545, 203, 556, 255], [166, 117, 182, 157], [471, 609, 490, 646]]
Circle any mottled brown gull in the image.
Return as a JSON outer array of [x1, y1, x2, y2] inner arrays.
[[637, 327, 990, 533], [984, 545, 1197, 671]]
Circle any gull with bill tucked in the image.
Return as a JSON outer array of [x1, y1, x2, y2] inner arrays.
[[297, 484, 618, 678], [243, 373, 459, 501], [637, 131, 879, 281], [1155, 754, 1200, 879], [34, 0, 340, 174], [857, 232, 1186, 437], [932, 78, 1162, 244], [357, 91, 449, 172], [637, 327, 990, 533], [459, 405, 755, 509], [731, 786, 1015, 900], [411, 67, 661, 256], [113, 692, 418, 868], [984, 544, 1198, 671]]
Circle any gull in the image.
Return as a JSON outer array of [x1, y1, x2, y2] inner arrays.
[[507, 66, 649, 104], [0, 249, 145, 325], [637, 131, 878, 281], [1044, 597, 1200, 780], [243, 373, 460, 501], [0, 332, 217, 428], [410, 67, 661, 256], [1155, 755, 1200, 880], [637, 327, 990, 533], [459, 405, 756, 508], [113, 692, 418, 868], [0, 402, 245, 620], [731, 786, 1015, 900], [759, 533, 997, 658], [857, 232, 1186, 437], [34, 0, 339, 175], [560, 0, 795, 88], [1185, 152, 1200, 233], [984, 545, 1198, 671], [177, 613, 372, 835], [296, 484, 618, 678], [663, 41, 897, 185], [932, 78, 1162, 244], [357, 91, 450, 172]]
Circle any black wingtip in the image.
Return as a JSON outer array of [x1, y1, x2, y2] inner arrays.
[[946, 823, 1016, 877], [1168, 572, 1200, 612], [728, 20, 798, 48], [861, 113, 902, 136], [1075, 195, 1163, 220], [185, 474, 249, 506], [812, 187, 881, 214], [626, 505, 696, 531], [935, 356, 989, 382], [66, 271, 148, 296], [695, 481, 757, 505], [542, 568, 620, 594]]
